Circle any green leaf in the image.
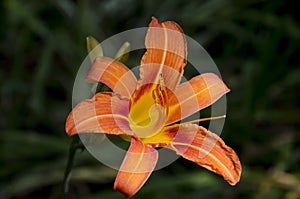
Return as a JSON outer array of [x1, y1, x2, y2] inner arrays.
[[86, 36, 104, 94], [115, 42, 130, 64], [86, 36, 103, 58]]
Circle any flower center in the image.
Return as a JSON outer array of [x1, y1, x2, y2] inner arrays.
[[128, 76, 168, 138]]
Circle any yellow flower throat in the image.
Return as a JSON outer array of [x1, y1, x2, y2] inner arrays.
[[128, 75, 169, 138]]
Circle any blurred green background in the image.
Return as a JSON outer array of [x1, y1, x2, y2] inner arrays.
[[1, 0, 299, 198]]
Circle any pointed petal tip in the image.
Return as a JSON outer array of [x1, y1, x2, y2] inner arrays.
[[226, 165, 242, 186], [214, 138, 242, 186], [114, 184, 133, 198], [229, 157, 242, 186], [228, 175, 241, 186], [150, 16, 160, 27], [65, 122, 80, 137], [204, 73, 231, 93], [65, 114, 76, 136], [228, 177, 241, 186], [224, 84, 231, 93], [66, 128, 77, 137]]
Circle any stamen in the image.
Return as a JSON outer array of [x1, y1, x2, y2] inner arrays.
[[159, 73, 165, 88], [159, 73, 168, 106], [152, 73, 168, 107], [181, 115, 226, 125]]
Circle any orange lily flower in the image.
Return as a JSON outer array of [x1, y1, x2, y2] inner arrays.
[[66, 17, 241, 198]]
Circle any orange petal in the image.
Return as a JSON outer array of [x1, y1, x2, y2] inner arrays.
[[65, 92, 133, 136], [167, 73, 230, 125], [162, 124, 241, 185], [139, 16, 187, 90], [114, 138, 158, 198], [86, 57, 137, 98]]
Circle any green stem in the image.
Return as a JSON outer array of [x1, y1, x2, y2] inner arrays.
[[62, 136, 80, 199]]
